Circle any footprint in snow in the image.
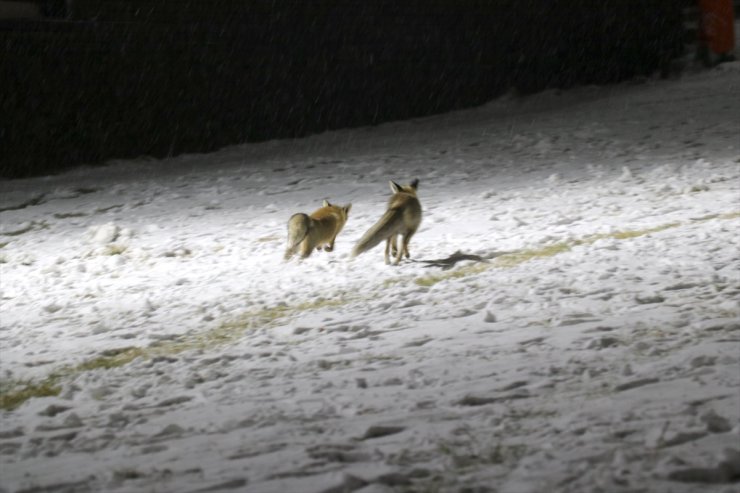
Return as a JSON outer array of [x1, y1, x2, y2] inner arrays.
[[0, 221, 41, 236], [359, 425, 406, 440], [447, 308, 477, 318], [154, 423, 186, 438], [584, 335, 622, 350], [402, 337, 433, 348], [455, 390, 530, 407], [306, 443, 370, 463], [189, 478, 249, 492], [155, 395, 193, 408], [635, 294, 665, 304]]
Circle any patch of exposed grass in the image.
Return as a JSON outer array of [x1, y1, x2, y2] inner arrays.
[[719, 211, 740, 220], [590, 222, 680, 242], [382, 277, 402, 288], [146, 297, 358, 356], [0, 378, 62, 411], [144, 300, 349, 356], [75, 347, 147, 372], [182, 297, 355, 351], [295, 297, 349, 311], [0, 296, 358, 410], [0, 347, 150, 410], [494, 241, 573, 268], [103, 244, 128, 256]]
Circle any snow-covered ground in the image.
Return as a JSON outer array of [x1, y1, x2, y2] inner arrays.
[[2, 60, 740, 493]]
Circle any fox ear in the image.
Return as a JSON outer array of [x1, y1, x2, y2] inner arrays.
[[389, 181, 402, 193], [323, 199, 331, 207], [344, 204, 352, 214], [410, 178, 419, 189]]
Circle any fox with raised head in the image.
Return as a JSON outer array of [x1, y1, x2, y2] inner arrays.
[[352, 179, 422, 265], [284, 200, 352, 260]]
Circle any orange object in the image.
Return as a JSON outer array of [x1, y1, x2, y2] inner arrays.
[[698, 0, 735, 54]]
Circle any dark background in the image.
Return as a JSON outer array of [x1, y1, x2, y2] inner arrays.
[[1, 0, 687, 178]]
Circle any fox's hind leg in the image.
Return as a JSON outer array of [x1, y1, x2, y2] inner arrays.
[[389, 235, 404, 265], [401, 229, 416, 259], [384, 237, 394, 265], [299, 239, 314, 258], [324, 235, 337, 252], [393, 235, 405, 265], [390, 238, 399, 257]]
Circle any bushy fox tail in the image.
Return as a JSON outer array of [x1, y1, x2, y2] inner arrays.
[[352, 209, 403, 257], [285, 213, 310, 260]]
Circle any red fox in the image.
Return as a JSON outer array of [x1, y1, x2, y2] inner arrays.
[[352, 179, 422, 265], [284, 200, 352, 260]]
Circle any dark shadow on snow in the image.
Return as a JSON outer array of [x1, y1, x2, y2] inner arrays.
[[413, 250, 510, 270]]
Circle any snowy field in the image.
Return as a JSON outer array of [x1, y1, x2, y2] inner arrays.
[[1, 60, 740, 493]]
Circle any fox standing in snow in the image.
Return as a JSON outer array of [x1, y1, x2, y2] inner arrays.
[[284, 200, 352, 260], [352, 179, 422, 265]]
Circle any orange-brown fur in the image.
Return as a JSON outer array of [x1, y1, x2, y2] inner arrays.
[[352, 179, 422, 265], [285, 200, 351, 260]]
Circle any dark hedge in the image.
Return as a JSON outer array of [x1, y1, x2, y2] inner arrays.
[[0, 0, 684, 178]]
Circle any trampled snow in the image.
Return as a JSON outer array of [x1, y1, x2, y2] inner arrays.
[[1, 63, 739, 493]]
